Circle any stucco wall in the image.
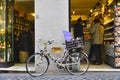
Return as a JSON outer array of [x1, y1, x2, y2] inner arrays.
[[35, 0, 69, 52], [35, 0, 69, 71]]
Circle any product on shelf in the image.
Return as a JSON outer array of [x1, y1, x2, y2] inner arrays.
[[114, 6, 120, 67], [115, 17, 120, 26], [83, 27, 91, 40], [115, 47, 120, 56], [114, 27, 120, 36], [115, 7, 120, 16], [115, 58, 120, 67], [115, 27, 120, 33], [115, 37, 120, 46]]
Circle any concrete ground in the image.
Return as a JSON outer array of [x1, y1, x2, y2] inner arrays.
[[0, 62, 120, 80], [0, 72, 120, 80]]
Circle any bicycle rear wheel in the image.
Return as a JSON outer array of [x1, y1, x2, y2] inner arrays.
[[65, 51, 89, 75], [26, 53, 49, 77]]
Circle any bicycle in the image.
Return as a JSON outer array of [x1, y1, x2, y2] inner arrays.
[[26, 38, 89, 77]]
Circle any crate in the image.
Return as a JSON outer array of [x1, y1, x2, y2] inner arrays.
[[65, 39, 83, 50]]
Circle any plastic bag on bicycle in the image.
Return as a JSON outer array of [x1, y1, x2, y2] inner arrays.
[[69, 48, 80, 53]]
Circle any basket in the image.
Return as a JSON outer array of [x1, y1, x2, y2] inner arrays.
[[65, 39, 83, 50], [19, 51, 29, 63]]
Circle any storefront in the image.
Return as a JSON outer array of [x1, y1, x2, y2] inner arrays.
[[1, 0, 120, 72], [0, 0, 34, 67], [33, 0, 120, 70]]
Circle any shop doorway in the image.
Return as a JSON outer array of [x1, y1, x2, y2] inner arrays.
[[70, 0, 98, 57], [14, 0, 35, 63]]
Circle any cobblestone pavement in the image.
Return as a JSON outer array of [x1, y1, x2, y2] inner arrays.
[[0, 72, 120, 80]]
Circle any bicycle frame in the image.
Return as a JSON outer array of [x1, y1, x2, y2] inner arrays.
[[39, 45, 71, 67], [38, 39, 85, 67]]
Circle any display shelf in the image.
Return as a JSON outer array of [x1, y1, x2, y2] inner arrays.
[[104, 38, 114, 41], [104, 16, 114, 44], [14, 11, 33, 42], [104, 25, 114, 31], [114, 6, 120, 68], [104, 6, 120, 68], [104, 45, 114, 57], [0, 0, 14, 67], [105, 55, 116, 68], [104, 33, 113, 36], [104, 18, 114, 25]]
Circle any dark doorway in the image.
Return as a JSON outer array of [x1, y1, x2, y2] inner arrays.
[[14, 0, 34, 63]]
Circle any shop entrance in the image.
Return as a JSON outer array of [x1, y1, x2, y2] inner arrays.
[[70, 0, 120, 68], [14, 0, 35, 63]]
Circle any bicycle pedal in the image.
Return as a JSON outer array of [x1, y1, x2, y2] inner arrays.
[[57, 64, 64, 69]]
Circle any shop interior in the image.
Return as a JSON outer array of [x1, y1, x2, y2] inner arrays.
[[14, 0, 34, 63], [70, 0, 120, 69], [1, 0, 120, 71]]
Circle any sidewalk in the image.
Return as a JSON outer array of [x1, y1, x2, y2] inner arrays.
[[0, 63, 120, 80], [0, 62, 120, 72], [0, 72, 120, 80]]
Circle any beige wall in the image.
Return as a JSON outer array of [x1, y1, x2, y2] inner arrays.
[[35, 0, 69, 52], [35, 0, 69, 71]]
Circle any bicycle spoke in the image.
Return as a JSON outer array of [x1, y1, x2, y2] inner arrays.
[[26, 53, 49, 77], [65, 51, 89, 75]]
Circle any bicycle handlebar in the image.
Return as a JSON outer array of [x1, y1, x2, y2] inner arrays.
[[39, 39, 54, 46], [48, 40, 54, 44]]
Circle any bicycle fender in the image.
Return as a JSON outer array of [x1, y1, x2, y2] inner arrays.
[[44, 55, 50, 65]]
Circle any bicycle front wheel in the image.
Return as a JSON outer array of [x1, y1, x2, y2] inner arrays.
[[26, 53, 49, 77], [65, 51, 89, 75]]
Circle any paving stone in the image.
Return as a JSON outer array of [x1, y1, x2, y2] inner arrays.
[[0, 72, 120, 80]]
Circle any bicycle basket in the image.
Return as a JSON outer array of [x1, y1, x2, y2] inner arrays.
[[65, 39, 83, 50]]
